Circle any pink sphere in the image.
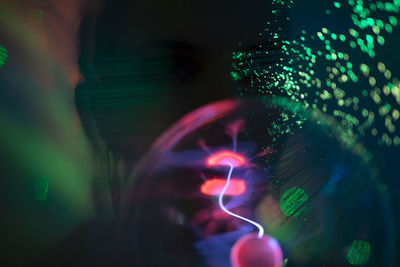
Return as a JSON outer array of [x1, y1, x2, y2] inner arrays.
[[231, 233, 283, 267]]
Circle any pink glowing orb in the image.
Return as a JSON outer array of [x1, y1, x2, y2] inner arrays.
[[206, 151, 246, 167], [200, 178, 246, 196], [231, 233, 283, 267]]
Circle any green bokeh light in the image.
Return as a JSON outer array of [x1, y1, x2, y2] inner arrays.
[[280, 187, 309, 217], [0, 45, 8, 68], [346, 240, 371, 265]]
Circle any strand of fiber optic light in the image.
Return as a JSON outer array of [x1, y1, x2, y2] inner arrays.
[[218, 163, 264, 239]]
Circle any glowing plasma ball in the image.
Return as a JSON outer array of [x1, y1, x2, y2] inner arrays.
[[201, 178, 246, 196], [206, 151, 246, 167], [231, 232, 283, 267]]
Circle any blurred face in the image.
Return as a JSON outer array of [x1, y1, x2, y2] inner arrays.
[[90, 0, 272, 167]]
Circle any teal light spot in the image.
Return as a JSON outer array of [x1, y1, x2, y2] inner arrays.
[[365, 34, 373, 44], [35, 177, 49, 201], [385, 103, 391, 112], [0, 46, 8, 68], [231, 71, 240, 81], [346, 240, 371, 265], [280, 187, 309, 217], [334, 2, 341, 8], [377, 36, 385, 46], [347, 62, 353, 69], [385, 23, 393, 33], [376, 19, 384, 29], [389, 16, 398, 26]]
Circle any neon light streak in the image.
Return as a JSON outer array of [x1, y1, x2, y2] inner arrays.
[[201, 178, 246, 196], [218, 163, 264, 239]]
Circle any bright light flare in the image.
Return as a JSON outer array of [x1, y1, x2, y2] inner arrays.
[[201, 178, 246, 196], [206, 151, 246, 167]]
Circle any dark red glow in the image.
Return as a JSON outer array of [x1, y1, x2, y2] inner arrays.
[[231, 233, 283, 267], [200, 178, 246, 196], [206, 151, 246, 167]]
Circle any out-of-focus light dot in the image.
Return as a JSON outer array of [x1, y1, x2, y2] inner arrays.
[[376, 19, 384, 29], [373, 94, 381, 104], [384, 69, 392, 80], [372, 25, 380, 34], [339, 75, 348, 83], [388, 124, 396, 134], [382, 134, 392, 146], [392, 109, 400, 120], [379, 106, 388, 116], [394, 136, 400, 146], [377, 35, 385, 45], [389, 16, 398, 26], [369, 77, 376, 86], [349, 28, 358, 37], [377, 62, 386, 72], [383, 85, 390, 96], [385, 23, 393, 33], [362, 90, 368, 97], [347, 62, 353, 69], [365, 34, 373, 44], [392, 86, 400, 97], [362, 109, 369, 117], [360, 63, 370, 75]]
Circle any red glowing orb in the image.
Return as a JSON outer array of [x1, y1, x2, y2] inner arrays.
[[231, 233, 283, 267], [200, 178, 246, 196], [206, 151, 246, 167]]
